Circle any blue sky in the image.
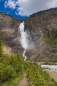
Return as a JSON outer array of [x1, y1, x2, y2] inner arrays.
[[0, 0, 57, 20], [0, 0, 28, 20]]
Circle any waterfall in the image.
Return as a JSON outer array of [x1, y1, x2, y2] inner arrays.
[[19, 21, 28, 60]]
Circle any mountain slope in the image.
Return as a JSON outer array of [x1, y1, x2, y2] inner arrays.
[[25, 8, 57, 61], [0, 12, 23, 56], [1, 8, 57, 61]]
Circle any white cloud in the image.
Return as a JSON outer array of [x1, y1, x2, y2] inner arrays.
[[47, 0, 57, 7], [4, 0, 57, 16], [4, 0, 16, 9]]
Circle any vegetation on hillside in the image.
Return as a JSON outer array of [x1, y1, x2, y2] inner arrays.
[[26, 62, 57, 86], [0, 36, 57, 86], [44, 28, 57, 45]]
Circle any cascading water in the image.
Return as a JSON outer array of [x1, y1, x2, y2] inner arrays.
[[23, 50, 26, 59], [19, 21, 28, 60]]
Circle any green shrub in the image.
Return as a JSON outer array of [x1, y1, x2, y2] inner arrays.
[[0, 65, 16, 82]]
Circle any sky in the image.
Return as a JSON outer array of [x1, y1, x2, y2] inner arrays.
[[0, 0, 57, 20]]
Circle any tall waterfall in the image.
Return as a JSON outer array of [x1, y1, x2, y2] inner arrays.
[[19, 21, 28, 60]]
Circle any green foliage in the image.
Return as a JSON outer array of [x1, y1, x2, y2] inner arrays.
[[25, 63, 57, 86], [44, 28, 57, 45], [0, 53, 24, 86], [0, 37, 57, 86], [0, 65, 15, 82]]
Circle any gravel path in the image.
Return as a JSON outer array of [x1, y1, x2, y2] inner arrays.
[[17, 73, 27, 86]]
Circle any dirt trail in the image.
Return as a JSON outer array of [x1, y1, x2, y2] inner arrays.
[[17, 73, 27, 86]]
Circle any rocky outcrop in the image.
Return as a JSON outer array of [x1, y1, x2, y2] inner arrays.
[[0, 12, 23, 56]]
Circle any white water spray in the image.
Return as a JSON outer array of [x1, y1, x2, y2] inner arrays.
[[19, 21, 28, 59]]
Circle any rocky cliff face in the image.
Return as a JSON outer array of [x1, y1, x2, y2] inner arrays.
[[0, 12, 23, 56], [0, 8, 57, 61], [25, 8, 57, 61]]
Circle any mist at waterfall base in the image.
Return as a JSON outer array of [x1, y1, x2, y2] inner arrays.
[[19, 22, 28, 60]]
